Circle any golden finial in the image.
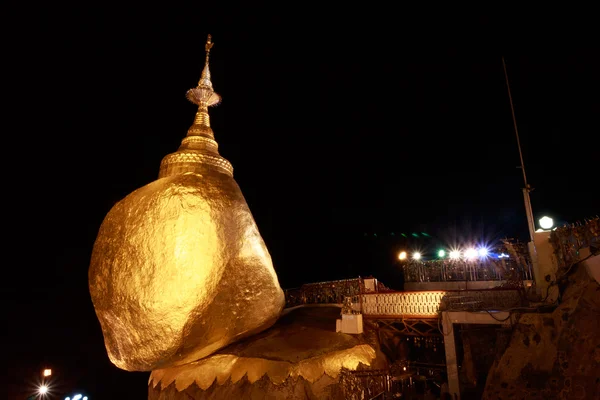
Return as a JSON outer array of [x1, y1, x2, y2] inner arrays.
[[186, 34, 221, 106], [205, 34, 214, 53]]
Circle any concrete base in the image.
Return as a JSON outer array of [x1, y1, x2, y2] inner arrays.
[[442, 311, 515, 400], [336, 314, 363, 334]]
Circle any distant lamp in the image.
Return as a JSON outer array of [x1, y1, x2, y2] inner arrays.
[[398, 251, 407, 260], [73, 395, 82, 400], [38, 385, 49, 395], [83, 397, 88, 400], [437, 249, 446, 258], [43, 369, 52, 377], [464, 248, 477, 260], [449, 250, 461, 260], [477, 247, 489, 258], [539, 216, 554, 230], [412, 252, 422, 260]]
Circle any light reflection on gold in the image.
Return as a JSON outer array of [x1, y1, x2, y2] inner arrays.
[[88, 34, 284, 371], [149, 344, 377, 391]]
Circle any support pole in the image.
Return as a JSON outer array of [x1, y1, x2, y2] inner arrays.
[[442, 314, 460, 399], [503, 57, 540, 290]]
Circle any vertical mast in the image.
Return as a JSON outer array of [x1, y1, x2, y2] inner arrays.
[[502, 57, 536, 242]]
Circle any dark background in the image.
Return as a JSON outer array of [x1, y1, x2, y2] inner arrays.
[[5, 5, 598, 399]]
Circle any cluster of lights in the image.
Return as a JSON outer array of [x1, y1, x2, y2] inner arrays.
[[398, 251, 423, 260], [398, 246, 509, 261], [38, 368, 51, 397], [65, 395, 88, 400], [37, 386, 88, 400], [36, 368, 88, 400]]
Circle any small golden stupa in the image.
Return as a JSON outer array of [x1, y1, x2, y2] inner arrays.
[[88, 35, 285, 372]]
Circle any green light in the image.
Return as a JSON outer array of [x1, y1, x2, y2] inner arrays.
[[411, 233, 419, 238], [437, 249, 446, 258]]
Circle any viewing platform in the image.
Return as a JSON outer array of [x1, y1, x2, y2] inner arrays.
[[284, 276, 526, 319]]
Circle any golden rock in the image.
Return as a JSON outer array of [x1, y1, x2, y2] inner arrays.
[[88, 35, 285, 371]]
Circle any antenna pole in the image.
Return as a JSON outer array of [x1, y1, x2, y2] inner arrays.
[[502, 57, 536, 242]]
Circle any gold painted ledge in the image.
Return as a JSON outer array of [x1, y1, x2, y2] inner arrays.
[[149, 306, 385, 394]]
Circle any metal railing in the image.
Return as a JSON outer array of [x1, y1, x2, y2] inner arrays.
[[401, 258, 533, 283], [550, 217, 599, 270], [284, 278, 364, 308]]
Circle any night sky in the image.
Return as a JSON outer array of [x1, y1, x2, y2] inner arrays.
[[6, 6, 599, 399]]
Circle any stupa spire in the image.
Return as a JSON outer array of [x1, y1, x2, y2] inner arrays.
[[198, 34, 215, 89], [185, 34, 221, 137], [159, 34, 233, 178]]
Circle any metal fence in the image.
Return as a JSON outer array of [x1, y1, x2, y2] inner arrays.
[[401, 257, 532, 283], [284, 278, 364, 308], [550, 217, 599, 270]]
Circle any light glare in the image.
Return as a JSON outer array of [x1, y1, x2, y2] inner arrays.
[[73, 395, 82, 400], [39, 385, 49, 395], [437, 249, 445, 258], [398, 251, 407, 260], [465, 248, 477, 260], [43, 369, 52, 377], [412, 252, 421, 260], [478, 247, 488, 257], [449, 250, 461, 260], [539, 216, 554, 230]]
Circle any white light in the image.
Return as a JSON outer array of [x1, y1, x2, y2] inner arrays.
[[449, 250, 461, 260], [83, 397, 88, 400], [412, 252, 421, 260], [464, 248, 477, 260], [43, 368, 52, 377], [539, 216, 554, 230], [39, 385, 49, 395], [478, 247, 489, 258], [498, 253, 509, 259], [398, 251, 407, 260], [65, 398, 71, 400], [73, 395, 82, 400]]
